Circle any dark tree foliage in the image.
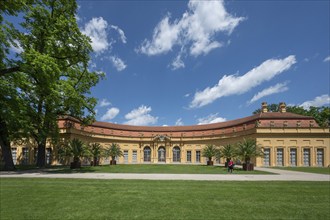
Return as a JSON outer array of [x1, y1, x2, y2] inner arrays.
[[1, 0, 104, 169]]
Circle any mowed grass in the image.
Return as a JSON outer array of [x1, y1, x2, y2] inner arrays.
[[1, 178, 329, 220], [271, 166, 330, 175], [48, 164, 272, 174]]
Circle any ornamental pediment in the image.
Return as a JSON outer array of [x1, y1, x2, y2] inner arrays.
[[153, 134, 171, 142]]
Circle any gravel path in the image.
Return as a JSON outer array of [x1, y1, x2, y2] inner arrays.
[[1, 167, 329, 181]]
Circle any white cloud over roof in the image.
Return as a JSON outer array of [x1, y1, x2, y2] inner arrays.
[[248, 82, 289, 105], [190, 55, 296, 108], [175, 118, 184, 126], [299, 94, 330, 110], [100, 107, 120, 121], [124, 105, 158, 126], [197, 113, 226, 125]]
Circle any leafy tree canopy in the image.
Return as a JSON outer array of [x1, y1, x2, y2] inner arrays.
[[1, 0, 104, 168]]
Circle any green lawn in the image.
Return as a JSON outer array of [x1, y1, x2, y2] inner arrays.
[[271, 166, 330, 175], [1, 178, 329, 219], [47, 164, 271, 174]]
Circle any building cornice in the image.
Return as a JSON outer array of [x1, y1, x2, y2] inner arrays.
[[58, 112, 321, 139]]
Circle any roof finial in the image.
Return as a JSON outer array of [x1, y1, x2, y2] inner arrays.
[[279, 102, 286, 113], [261, 102, 268, 113]]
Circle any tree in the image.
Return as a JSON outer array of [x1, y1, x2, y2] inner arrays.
[[105, 143, 123, 165], [0, 88, 31, 170], [0, 115, 15, 170], [306, 106, 329, 127], [0, 0, 33, 74], [58, 138, 90, 169], [1, 0, 104, 169], [236, 139, 263, 171], [217, 144, 236, 167], [89, 143, 103, 166], [202, 144, 218, 166], [0, 0, 34, 170]]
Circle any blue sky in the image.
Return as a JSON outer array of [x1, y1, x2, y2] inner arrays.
[[76, 0, 330, 126], [10, 0, 330, 126]]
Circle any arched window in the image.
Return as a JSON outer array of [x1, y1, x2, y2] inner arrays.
[[158, 146, 166, 162], [173, 146, 181, 162], [143, 146, 151, 162]]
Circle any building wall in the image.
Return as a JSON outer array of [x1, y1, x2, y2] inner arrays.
[[257, 136, 329, 167], [9, 114, 330, 167], [8, 145, 53, 166], [9, 133, 329, 167]]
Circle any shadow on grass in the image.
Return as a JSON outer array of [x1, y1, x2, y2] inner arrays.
[[46, 166, 98, 174], [1, 164, 273, 174], [45, 164, 273, 174], [0, 165, 98, 174]]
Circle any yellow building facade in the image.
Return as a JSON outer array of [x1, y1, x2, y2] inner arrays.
[[9, 103, 330, 167]]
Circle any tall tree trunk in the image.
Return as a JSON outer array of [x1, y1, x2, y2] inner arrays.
[[0, 116, 15, 170], [36, 140, 46, 167], [36, 99, 49, 168]]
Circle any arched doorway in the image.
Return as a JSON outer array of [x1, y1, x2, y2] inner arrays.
[[173, 146, 181, 162], [158, 146, 166, 162], [143, 146, 151, 162]]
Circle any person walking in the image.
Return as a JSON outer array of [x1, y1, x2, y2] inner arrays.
[[228, 159, 234, 173]]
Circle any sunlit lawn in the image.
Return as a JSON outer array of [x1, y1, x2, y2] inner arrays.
[[271, 166, 330, 175], [46, 164, 272, 174], [1, 178, 329, 220]]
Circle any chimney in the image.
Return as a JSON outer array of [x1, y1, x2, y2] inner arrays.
[[279, 102, 286, 113], [261, 102, 268, 113]]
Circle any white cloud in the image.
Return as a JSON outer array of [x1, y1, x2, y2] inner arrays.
[[175, 118, 184, 126], [10, 40, 23, 54], [124, 105, 158, 126], [99, 98, 111, 107], [248, 82, 289, 105], [170, 53, 185, 70], [100, 107, 120, 121], [197, 113, 226, 125], [184, 93, 190, 98], [190, 55, 296, 108], [82, 17, 111, 54], [299, 94, 330, 110], [190, 41, 222, 57], [110, 25, 127, 44], [323, 56, 330, 62], [139, 16, 180, 56], [109, 56, 127, 71], [138, 0, 244, 58]]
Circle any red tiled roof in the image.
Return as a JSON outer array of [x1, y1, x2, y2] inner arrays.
[[59, 112, 315, 133]]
